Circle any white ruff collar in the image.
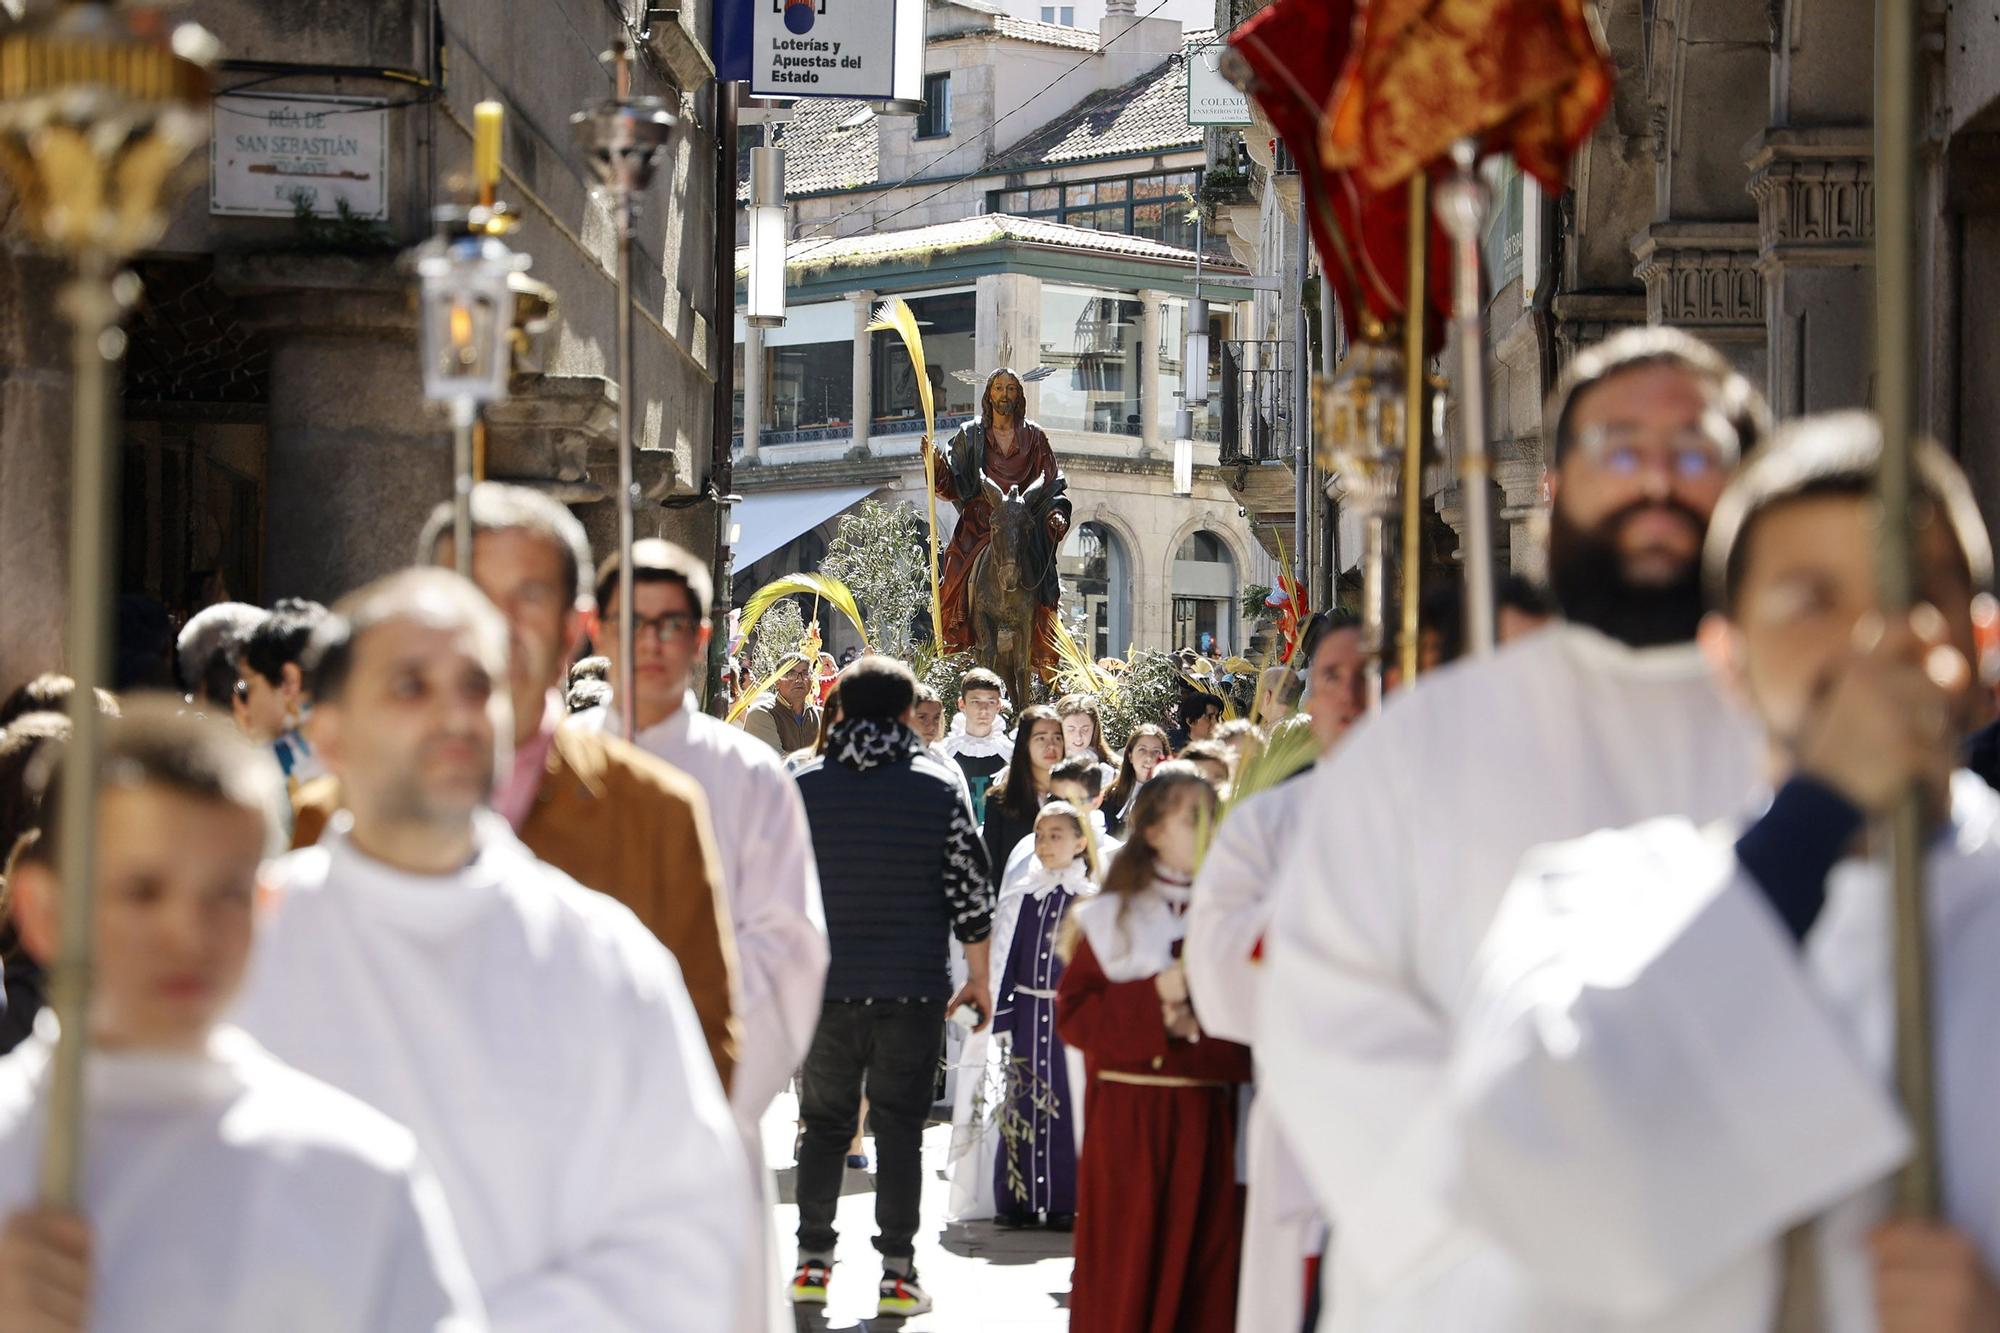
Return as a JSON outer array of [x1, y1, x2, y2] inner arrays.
[[1073, 877, 1189, 981], [1006, 855, 1091, 904]]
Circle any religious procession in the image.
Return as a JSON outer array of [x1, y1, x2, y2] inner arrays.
[[0, 0, 1996, 1329]]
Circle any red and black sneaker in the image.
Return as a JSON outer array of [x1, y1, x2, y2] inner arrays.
[[787, 1259, 831, 1306], [877, 1268, 934, 1317]]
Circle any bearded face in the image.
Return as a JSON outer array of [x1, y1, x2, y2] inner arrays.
[[985, 373, 1024, 427]]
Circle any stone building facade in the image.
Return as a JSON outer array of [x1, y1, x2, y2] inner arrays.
[[732, 1, 1279, 660], [0, 0, 727, 693], [1222, 0, 2000, 604]]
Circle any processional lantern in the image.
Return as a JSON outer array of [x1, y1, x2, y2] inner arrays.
[[0, 0, 217, 1205], [409, 99, 541, 577], [1319, 338, 1415, 710], [414, 225, 532, 573], [746, 143, 788, 329], [572, 43, 675, 740]]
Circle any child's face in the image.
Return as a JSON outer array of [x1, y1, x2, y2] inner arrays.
[[911, 700, 943, 743], [19, 783, 265, 1052], [1145, 791, 1206, 877], [1061, 712, 1096, 753], [1035, 817, 1086, 871], [1049, 778, 1096, 810]]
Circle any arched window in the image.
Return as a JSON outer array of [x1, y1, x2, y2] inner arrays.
[[1172, 528, 1236, 655], [1060, 521, 1131, 660]]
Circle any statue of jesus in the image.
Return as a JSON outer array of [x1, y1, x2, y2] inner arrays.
[[922, 368, 1073, 674]]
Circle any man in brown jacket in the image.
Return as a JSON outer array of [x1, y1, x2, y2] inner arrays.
[[292, 485, 742, 1089]]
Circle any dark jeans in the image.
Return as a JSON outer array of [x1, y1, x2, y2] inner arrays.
[[796, 997, 945, 1263]]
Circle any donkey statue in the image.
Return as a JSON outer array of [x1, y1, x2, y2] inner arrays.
[[969, 472, 1047, 712]]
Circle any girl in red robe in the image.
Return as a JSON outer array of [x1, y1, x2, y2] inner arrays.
[[1057, 765, 1251, 1333]]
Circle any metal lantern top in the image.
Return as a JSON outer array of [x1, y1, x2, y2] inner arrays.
[[571, 98, 675, 197], [1318, 338, 1409, 509], [0, 1, 218, 261], [414, 231, 533, 410]]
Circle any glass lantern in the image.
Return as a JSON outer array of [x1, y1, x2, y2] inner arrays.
[[747, 145, 789, 329], [415, 233, 531, 421]]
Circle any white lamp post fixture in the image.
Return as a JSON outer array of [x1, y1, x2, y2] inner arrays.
[[415, 230, 531, 574], [1184, 297, 1210, 406], [747, 145, 789, 329], [1172, 409, 1195, 497]]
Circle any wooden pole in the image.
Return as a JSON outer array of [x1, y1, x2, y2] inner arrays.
[[1400, 173, 1428, 687], [1873, 0, 1938, 1218]]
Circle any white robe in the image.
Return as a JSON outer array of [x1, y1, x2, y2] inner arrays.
[[946, 855, 1092, 1222], [234, 811, 749, 1333], [1186, 773, 1324, 1333], [1258, 624, 1760, 1332], [0, 1019, 483, 1332], [576, 695, 827, 1333], [1450, 773, 2000, 1330]]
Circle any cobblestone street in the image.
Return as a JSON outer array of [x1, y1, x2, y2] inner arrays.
[[766, 1091, 1074, 1332]]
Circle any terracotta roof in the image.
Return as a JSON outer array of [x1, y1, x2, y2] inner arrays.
[[740, 97, 882, 202], [735, 212, 1241, 278], [987, 16, 1100, 50], [738, 28, 1213, 202], [984, 35, 1209, 173]]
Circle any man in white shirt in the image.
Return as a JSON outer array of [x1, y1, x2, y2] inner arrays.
[[1184, 611, 1365, 1333], [0, 700, 481, 1332], [581, 539, 829, 1333], [1260, 327, 1769, 1331], [1452, 413, 2000, 1331], [234, 568, 748, 1332]]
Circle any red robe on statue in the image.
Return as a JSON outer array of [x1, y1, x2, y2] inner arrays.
[[1056, 934, 1252, 1333], [927, 424, 1067, 665]]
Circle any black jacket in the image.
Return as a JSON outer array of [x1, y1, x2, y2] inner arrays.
[[795, 719, 993, 1001]]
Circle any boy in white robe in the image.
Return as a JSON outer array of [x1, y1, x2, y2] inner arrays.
[[233, 569, 749, 1332], [1452, 413, 2000, 1330], [1185, 614, 1364, 1333], [1259, 328, 1768, 1331], [0, 700, 481, 1332], [583, 539, 829, 1333]]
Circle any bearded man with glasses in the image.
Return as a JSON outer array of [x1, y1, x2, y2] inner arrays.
[[1258, 328, 1774, 1331]]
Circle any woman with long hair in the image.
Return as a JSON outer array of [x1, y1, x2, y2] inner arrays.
[[981, 704, 1064, 889], [1101, 723, 1170, 839], [1056, 765, 1250, 1332]]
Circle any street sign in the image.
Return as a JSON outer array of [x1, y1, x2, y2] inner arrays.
[[211, 93, 388, 220], [749, 0, 921, 101], [1187, 42, 1252, 127], [1198, 272, 1282, 291]]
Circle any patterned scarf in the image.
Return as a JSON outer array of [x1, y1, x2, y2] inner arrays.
[[827, 718, 923, 772]]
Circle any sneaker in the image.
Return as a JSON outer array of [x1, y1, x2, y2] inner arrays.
[[878, 1269, 934, 1317], [787, 1260, 831, 1306]]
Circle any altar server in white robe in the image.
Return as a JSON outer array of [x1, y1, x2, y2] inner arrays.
[[1184, 613, 1365, 1333], [234, 569, 749, 1332], [1260, 328, 1768, 1332], [1453, 414, 2000, 1332], [0, 701, 482, 1332], [582, 539, 828, 1333]]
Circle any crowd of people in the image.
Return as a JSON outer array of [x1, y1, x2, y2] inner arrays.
[[0, 320, 1996, 1332]]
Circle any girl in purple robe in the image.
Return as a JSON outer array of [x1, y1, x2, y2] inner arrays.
[[990, 800, 1098, 1227]]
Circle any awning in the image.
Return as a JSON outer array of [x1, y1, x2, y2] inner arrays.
[[731, 484, 883, 569]]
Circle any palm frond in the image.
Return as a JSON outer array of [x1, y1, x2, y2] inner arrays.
[[866, 299, 934, 442], [737, 573, 869, 649]]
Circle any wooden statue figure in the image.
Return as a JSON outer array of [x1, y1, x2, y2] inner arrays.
[[923, 368, 1073, 705]]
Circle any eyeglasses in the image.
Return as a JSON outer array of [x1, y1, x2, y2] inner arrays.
[[1573, 425, 1729, 482], [633, 611, 699, 642]]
